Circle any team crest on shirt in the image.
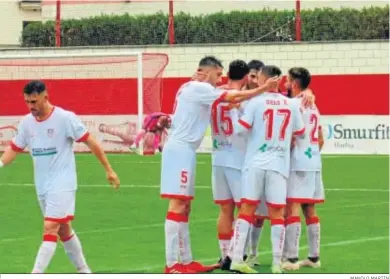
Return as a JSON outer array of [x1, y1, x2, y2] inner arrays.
[[47, 128, 54, 137]]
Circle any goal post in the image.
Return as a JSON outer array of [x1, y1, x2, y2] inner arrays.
[[0, 51, 169, 155]]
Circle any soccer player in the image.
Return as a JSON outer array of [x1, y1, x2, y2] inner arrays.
[[244, 59, 268, 267], [282, 67, 325, 271], [130, 112, 171, 152], [228, 65, 305, 274], [246, 60, 265, 89], [160, 56, 279, 274], [0, 80, 120, 274], [210, 59, 249, 268]]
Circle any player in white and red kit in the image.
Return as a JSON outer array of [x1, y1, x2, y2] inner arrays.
[[0, 81, 120, 274], [282, 67, 325, 271], [228, 66, 305, 274], [210, 60, 249, 268], [160, 56, 279, 274]]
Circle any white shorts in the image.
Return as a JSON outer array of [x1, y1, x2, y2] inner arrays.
[[287, 171, 325, 204], [242, 168, 287, 208], [38, 191, 76, 223], [212, 166, 241, 205], [160, 142, 196, 200]]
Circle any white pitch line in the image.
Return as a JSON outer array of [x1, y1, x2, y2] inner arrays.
[[98, 235, 390, 273], [0, 201, 387, 245], [1, 182, 388, 192]]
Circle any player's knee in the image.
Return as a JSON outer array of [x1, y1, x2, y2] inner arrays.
[[286, 202, 301, 217], [219, 203, 235, 220], [239, 202, 256, 216], [168, 198, 189, 215], [58, 223, 73, 240], [301, 203, 317, 219], [43, 220, 61, 235], [268, 207, 284, 220]]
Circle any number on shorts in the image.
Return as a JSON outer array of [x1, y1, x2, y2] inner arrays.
[[211, 105, 233, 136], [309, 114, 319, 143], [181, 171, 188, 184], [263, 108, 291, 141]]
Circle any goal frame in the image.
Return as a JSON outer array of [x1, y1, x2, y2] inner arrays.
[[0, 51, 146, 155]]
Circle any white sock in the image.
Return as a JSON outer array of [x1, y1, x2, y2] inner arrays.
[[285, 216, 301, 259], [179, 220, 193, 264], [218, 233, 232, 259], [306, 217, 321, 258], [62, 232, 91, 273], [270, 219, 286, 266], [165, 213, 181, 267], [249, 219, 264, 256], [32, 235, 58, 273], [231, 215, 251, 263]]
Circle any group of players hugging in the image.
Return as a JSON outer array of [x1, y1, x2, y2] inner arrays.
[[159, 56, 325, 274], [0, 55, 324, 274]]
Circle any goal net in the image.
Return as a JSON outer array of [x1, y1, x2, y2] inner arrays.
[[0, 51, 169, 154]]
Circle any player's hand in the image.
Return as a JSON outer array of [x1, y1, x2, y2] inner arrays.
[[218, 84, 230, 89], [106, 170, 120, 190], [227, 103, 240, 109], [300, 88, 315, 107], [263, 76, 280, 91], [192, 70, 208, 82]]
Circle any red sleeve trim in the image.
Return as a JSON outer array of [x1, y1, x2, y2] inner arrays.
[[10, 141, 24, 152], [76, 132, 90, 143], [293, 127, 305, 136], [238, 119, 252, 129]]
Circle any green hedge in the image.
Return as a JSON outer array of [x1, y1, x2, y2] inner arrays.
[[22, 6, 389, 47]]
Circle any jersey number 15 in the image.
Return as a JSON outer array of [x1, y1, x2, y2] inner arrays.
[[211, 105, 233, 136]]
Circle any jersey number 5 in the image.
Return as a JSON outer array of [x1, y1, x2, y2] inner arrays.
[[263, 108, 291, 140], [211, 105, 233, 136]]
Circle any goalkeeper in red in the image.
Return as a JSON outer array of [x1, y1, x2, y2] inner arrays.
[[0, 80, 120, 274]]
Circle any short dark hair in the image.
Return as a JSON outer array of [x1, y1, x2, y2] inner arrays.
[[261, 65, 282, 78], [198, 56, 223, 68], [228, 59, 249, 81], [24, 80, 46, 95], [248, 60, 265, 71], [288, 67, 311, 90]]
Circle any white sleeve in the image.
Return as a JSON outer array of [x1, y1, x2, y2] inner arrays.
[[66, 112, 89, 142], [292, 100, 305, 135], [11, 120, 27, 152], [191, 82, 227, 106], [232, 99, 256, 135]]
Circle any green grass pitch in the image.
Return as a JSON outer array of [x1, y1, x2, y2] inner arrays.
[[0, 154, 388, 274]]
